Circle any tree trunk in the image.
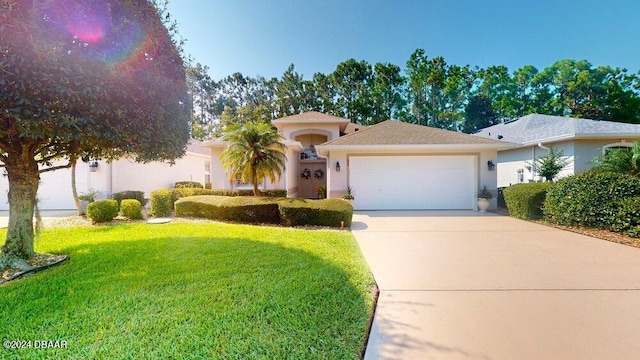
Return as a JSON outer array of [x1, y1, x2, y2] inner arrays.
[[71, 158, 83, 215], [1, 155, 40, 265], [252, 168, 260, 196]]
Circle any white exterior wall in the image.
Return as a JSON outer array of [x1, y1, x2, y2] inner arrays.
[[573, 138, 639, 173], [209, 146, 229, 189], [496, 142, 576, 188], [108, 153, 209, 199]]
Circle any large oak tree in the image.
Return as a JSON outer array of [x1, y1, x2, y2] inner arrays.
[[0, 0, 190, 269]]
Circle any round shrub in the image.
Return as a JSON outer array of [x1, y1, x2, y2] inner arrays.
[[150, 189, 174, 217], [112, 190, 147, 207], [611, 197, 640, 233], [87, 199, 119, 223], [544, 170, 640, 228], [120, 199, 143, 220], [175, 181, 203, 189], [502, 182, 552, 220]]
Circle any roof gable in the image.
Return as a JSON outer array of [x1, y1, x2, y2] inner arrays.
[[321, 120, 509, 146], [475, 114, 640, 144], [271, 111, 350, 125]]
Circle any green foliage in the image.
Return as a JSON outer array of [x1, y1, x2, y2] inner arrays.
[[0, 223, 374, 358], [544, 170, 640, 228], [120, 199, 143, 220], [150, 190, 174, 217], [221, 122, 287, 196], [112, 190, 147, 207], [477, 185, 493, 199], [503, 183, 552, 220], [86, 200, 119, 223], [279, 199, 354, 228], [174, 181, 204, 189], [528, 147, 571, 181], [591, 142, 640, 175], [175, 196, 281, 224], [610, 197, 640, 233], [174, 196, 354, 228]]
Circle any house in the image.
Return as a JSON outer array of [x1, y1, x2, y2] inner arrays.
[[475, 114, 640, 187], [205, 111, 516, 210], [0, 140, 211, 210]]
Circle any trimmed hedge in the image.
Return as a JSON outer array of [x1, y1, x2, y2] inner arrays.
[[544, 170, 640, 228], [279, 199, 353, 227], [87, 199, 119, 223], [503, 182, 552, 220], [149, 188, 288, 217], [611, 197, 640, 236], [174, 196, 354, 228], [150, 189, 174, 217], [175, 181, 203, 189], [120, 199, 143, 220], [112, 190, 147, 207], [175, 196, 281, 224]]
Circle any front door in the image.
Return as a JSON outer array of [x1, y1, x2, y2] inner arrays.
[[298, 161, 327, 198]]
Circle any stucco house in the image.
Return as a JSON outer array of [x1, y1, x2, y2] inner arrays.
[[0, 140, 211, 210], [205, 111, 515, 210], [475, 114, 640, 187]]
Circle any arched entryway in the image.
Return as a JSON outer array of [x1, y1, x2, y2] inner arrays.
[[294, 133, 328, 198]]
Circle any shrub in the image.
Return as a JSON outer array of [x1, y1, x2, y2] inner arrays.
[[503, 182, 552, 220], [112, 190, 147, 207], [279, 199, 353, 228], [86, 199, 119, 223], [150, 189, 174, 217], [611, 197, 640, 233], [204, 183, 212, 189], [175, 181, 203, 189], [175, 196, 281, 224], [120, 199, 143, 220], [544, 170, 640, 228]]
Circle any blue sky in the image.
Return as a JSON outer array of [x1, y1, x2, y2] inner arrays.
[[167, 0, 640, 80]]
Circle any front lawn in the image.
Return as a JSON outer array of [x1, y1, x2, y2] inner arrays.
[[0, 223, 375, 359]]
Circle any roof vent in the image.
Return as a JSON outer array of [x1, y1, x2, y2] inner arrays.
[[355, 128, 359, 131], [498, 135, 503, 139]]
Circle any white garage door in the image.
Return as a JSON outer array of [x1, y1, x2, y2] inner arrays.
[[349, 156, 476, 210]]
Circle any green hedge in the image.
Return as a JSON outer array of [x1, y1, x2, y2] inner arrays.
[[175, 196, 281, 224], [503, 182, 552, 220], [544, 170, 640, 228], [174, 196, 354, 228], [150, 189, 174, 217], [611, 197, 640, 236], [175, 181, 203, 189], [279, 199, 353, 227], [112, 190, 147, 207], [120, 199, 143, 220], [87, 199, 119, 223]]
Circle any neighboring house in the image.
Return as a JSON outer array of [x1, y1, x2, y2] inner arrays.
[[0, 140, 211, 210], [475, 114, 640, 187], [205, 111, 515, 210]]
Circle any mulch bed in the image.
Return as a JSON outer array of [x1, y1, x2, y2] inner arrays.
[[0, 253, 68, 286]]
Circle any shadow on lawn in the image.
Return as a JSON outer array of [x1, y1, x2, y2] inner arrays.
[[1, 233, 373, 359]]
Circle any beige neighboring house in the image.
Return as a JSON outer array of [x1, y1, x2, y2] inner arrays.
[[475, 114, 640, 187], [0, 140, 211, 210], [204, 111, 515, 210]]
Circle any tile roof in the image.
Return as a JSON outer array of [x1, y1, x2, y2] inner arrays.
[[343, 122, 365, 134], [475, 114, 640, 144], [271, 111, 350, 124], [321, 120, 509, 146]]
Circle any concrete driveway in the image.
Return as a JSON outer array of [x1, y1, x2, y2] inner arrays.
[[353, 211, 640, 360]]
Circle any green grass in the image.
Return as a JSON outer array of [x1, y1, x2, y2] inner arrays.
[[0, 223, 375, 359]]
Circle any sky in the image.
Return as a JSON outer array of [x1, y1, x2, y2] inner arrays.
[[167, 0, 640, 81]]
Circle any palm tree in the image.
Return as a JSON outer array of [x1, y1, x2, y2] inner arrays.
[[221, 122, 286, 196]]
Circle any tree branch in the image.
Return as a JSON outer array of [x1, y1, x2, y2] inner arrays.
[[39, 162, 72, 173]]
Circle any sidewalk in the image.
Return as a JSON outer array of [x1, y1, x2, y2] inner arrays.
[[0, 210, 77, 229]]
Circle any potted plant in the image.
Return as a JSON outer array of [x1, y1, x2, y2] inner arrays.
[[78, 189, 97, 214], [342, 186, 355, 203], [477, 185, 492, 212]]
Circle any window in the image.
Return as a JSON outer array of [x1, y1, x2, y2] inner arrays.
[[603, 142, 632, 155]]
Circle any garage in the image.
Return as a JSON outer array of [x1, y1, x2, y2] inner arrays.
[[349, 155, 476, 210]]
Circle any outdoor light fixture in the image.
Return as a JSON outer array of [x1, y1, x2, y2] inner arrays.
[[335, 161, 341, 172], [89, 161, 99, 172], [487, 160, 495, 171]]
